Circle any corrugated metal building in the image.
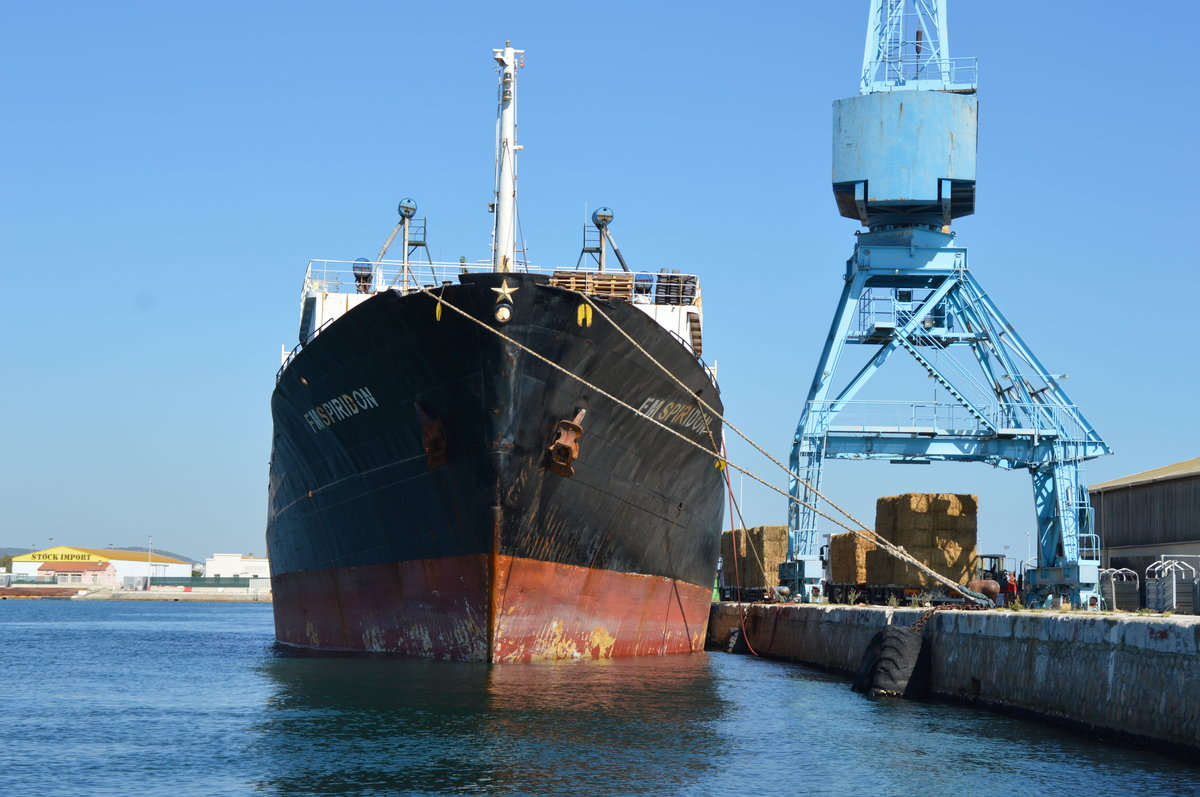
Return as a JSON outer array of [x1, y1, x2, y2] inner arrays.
[[1091, 457, 1200, 577]]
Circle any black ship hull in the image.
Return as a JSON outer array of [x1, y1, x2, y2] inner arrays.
[[267, 272, 724, 661]]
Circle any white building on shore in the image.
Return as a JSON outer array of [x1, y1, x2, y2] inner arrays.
[[204, 553, 270, 579]]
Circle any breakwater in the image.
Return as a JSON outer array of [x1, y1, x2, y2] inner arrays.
[[708, 603, 1200, 754]]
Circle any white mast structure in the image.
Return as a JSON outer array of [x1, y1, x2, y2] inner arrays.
[[492, 42, 524, 273]]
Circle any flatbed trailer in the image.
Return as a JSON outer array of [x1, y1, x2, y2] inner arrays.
[[825, 581, 975, 607]]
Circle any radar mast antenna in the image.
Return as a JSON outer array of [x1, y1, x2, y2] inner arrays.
[[492, 42, 524, 273]]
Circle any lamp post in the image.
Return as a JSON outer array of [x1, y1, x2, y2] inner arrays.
[[147, 535, 153, 590]]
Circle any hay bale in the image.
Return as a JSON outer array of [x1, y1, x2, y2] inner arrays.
[[905, 542, 973, 570], [720, 526, 788, 588], [952, 514, 978, 533], [878, 544, 977, 587], [928, 493, 964, 517], [830, 532, 875, 584], [829, 533, 854, 583], [894, 494, 935, 534], [720, 529, 742, 566], [866, 548, 898, 585], [875, 496, 898, 534], [888, 525, 934, 548], [751, 525, 789, 567], [876, 493, 977, 544], [866, 493, 980, 586]]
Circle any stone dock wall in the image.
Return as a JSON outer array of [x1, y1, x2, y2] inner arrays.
[[708, 603, 1200, 753], [79, 590, 272, 602]]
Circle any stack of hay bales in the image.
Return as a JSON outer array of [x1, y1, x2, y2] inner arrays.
[[828, 531, 876, 584], [865, 493, 978, 586], [720, 526, 789, 587]]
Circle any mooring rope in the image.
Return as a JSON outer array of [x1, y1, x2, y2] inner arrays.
[[575, 292, 988, 604], [412, 283, 988, 605], [578, 293, 877, 535]]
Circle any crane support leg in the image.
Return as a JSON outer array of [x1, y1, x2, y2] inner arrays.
[[1026, 462, 1101, 609]]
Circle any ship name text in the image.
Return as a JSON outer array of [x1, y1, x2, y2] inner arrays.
[[637, 397, 714, 436], [303, 387, 380, 432]]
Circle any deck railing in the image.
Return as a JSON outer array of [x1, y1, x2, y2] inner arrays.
[[302, 259, 700, 300], [810, 399, 1096, 442], [862, 55, 977, 92], [278, 260, 704, 381]]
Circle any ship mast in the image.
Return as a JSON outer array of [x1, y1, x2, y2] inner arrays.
[[492, 42, 523, 273]]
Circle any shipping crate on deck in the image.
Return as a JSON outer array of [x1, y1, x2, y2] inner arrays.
[[867, 493, 978, 586], [720, 525, 788, 587]]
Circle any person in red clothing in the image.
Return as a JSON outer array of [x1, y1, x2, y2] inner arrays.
[[995, 570, 1010, 606], [1004, 571, 1019, 605]]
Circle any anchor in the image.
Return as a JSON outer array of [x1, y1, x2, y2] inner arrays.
[[547, 409, 587, 477]]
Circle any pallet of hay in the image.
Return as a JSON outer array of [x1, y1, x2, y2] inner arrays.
[[867, 493, 978, 586], [720, 525, 788, 587], [829, 531, 876, 584]]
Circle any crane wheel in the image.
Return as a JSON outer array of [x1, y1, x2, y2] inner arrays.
[[852, 625, 925, 698]]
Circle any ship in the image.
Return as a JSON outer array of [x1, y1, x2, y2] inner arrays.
[[266, 43, 725, 662]]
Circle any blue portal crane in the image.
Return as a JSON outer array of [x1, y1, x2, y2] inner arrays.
[[780, 0, 1111, 608]]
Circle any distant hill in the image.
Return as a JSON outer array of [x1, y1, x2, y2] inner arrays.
[[0, 545, 199, 564], [112, 545, 200, 564]]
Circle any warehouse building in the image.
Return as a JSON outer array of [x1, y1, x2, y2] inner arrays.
[[12, 546, 191, 585], [1091, 457, 1200, 577]]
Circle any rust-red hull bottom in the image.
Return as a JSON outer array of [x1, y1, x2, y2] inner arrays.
[[272, 555, 712, 662]]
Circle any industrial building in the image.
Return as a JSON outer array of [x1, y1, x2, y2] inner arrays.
[[11, 546, 191, 586], [204, 553, 270, 579], [1092, 457, 1200, 576]]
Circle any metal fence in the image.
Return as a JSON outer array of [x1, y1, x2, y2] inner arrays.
[[148, 577, 256, 588]]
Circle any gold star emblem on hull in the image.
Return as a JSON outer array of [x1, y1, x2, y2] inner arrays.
[[491, 279, 519, 303]]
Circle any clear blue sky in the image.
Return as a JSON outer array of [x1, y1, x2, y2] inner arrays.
[[4, 1, 1198, 562]]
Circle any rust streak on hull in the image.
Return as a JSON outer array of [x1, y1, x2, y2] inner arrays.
[[273, 555, 713, 663]]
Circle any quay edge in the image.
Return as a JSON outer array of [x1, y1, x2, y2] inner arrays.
[[709, 603, 1200, 756]]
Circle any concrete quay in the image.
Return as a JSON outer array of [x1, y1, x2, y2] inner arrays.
[[77, 588, 272, 602], [708, 602, 1200, 755], [0, 585, 271, 602]]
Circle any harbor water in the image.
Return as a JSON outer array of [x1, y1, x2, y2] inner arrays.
[[2, 601, 1196, 795]]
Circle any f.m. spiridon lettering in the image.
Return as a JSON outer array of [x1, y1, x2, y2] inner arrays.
[[636, 396, 713, 436], [303, 387, 380, 432]]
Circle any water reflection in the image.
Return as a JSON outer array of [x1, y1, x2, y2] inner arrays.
[[252, 652, 727, 795], [252, 649, 1199, 796]]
